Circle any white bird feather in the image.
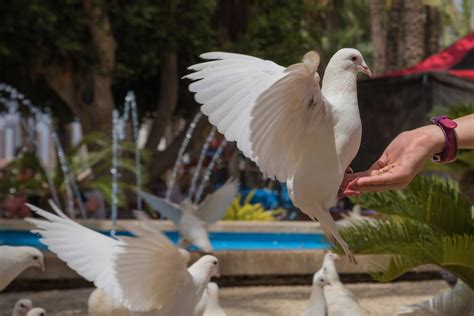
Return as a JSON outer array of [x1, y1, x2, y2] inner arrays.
[[140, 178, 239, 252], [185, 49, 371, 260], [300, 266, 329, 316], [397, 280, 474, 316], [25, 308, 46, 316]]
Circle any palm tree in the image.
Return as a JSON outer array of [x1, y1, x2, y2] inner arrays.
[[334, 175, 474, 288]]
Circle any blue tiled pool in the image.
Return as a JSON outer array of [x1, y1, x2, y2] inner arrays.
[[0, 230, 328, 251]]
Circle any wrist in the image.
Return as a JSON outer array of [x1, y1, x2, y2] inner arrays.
[[411, 125, 446, 156]]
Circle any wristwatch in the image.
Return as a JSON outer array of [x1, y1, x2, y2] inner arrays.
[[430, 115, 458, 163]]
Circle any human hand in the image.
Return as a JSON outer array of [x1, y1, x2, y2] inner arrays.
[[343, 125, 445, 193]]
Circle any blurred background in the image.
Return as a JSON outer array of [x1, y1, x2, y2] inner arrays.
[[0, 0, 473, 221]]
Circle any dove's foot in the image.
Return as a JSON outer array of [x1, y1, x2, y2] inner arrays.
[[338, 170, 360, 199]]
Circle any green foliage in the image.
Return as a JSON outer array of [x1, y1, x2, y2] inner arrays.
[[0, 150, 49, 200], [335, 175, 474, 287], [223, 190, 285, 221], [63, 132, 149, 207]]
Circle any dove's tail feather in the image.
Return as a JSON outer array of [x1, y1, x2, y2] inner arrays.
[[313, 206, 356, 263]]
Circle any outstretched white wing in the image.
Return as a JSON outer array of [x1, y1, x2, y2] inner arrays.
[[139, 191, 183, 224], [115, 221, 193, 312], [25, 204, 124, 304], [197, 178, 239, 223], [185, 51, 324, 182]]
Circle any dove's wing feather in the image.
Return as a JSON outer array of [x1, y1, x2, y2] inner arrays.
[[115, 223, 193, 312], [197, 178, 239, 223], [25, 204, 124, 303], [185, 51, 324, 182], [139, 191, 183, 224], [397, 281, 474, 315]]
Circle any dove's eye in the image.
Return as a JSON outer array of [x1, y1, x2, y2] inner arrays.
[[33, 255, 39, 260], [212, 261, 217, 265], [351, 56, 357, 62], [20, 303, 25, 308]]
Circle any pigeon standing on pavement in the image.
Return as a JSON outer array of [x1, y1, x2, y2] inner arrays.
[[185, 49, 372, 260], [0, 246, 44, 291], [12, 298, 33, 316]]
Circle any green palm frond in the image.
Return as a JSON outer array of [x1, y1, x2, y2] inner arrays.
[[352, 176, 473, 234], [337, 217, 437, 254], [341, 175, 474, 288]]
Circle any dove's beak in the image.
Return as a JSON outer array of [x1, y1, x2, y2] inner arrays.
[[37, 260, 45, 272], [359, 63, 373, 77]]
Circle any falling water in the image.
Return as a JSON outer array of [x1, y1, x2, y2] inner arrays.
[[194, 139, 227, 203], [126, 91, 142, 211], [188, 126, 216, 201], [0, 84, 85, 218], [110, 109, 120, 236], [165, 111, 203, 201]]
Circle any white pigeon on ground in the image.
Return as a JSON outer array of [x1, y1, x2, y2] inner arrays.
[[25, 308, 46, 316], [184, 49, 372, 260], [397, 280, 474, 316], [140, 178, 239, 252], [300, 266, 330, 316], [0, 246, 44, 291], [12, 298, 33, 316], [322, 252, 369, 316], [201, 282, 226, 316], [26, 203, 220, 316]]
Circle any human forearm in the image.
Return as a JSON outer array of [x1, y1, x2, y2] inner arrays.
[[454, 114, 474, 149]]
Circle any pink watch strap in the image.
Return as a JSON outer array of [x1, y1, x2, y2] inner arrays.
[[430, 116, 458, 163]]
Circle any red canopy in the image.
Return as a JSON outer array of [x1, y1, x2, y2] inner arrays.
[[383, 32, 474, 80]]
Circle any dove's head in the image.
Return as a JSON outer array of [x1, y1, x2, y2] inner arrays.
[[14, 298, 33, 314], [196, 255, 220, 278], [26, 308, 46, 316], [330, 48, 372, 77], [313, 269, 329, 288], [17, 247, 45, 272], [322, 252, 340, 284]]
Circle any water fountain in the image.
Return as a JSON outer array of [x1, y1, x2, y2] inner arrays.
[[188, 126, 216, 201], [109, 91, 142, 234], [165, 111, 203, 201], [194, 139, 227, 203], [0, 84, 86, 218]]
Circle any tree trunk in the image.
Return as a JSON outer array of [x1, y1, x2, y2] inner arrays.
[[403, 0, 425, 67], [37, 0, 116, 138], [425, 5, 441, 56], [385, 0, 403, 71], [370, 0, 387, 75], [145, 52, 179, 152]]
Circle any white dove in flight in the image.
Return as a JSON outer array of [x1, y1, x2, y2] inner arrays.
[[26, 203, 220, 316], [140, 178, 239, 252], [0, 246, 44, 291], [184, 49, 372, 260]]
